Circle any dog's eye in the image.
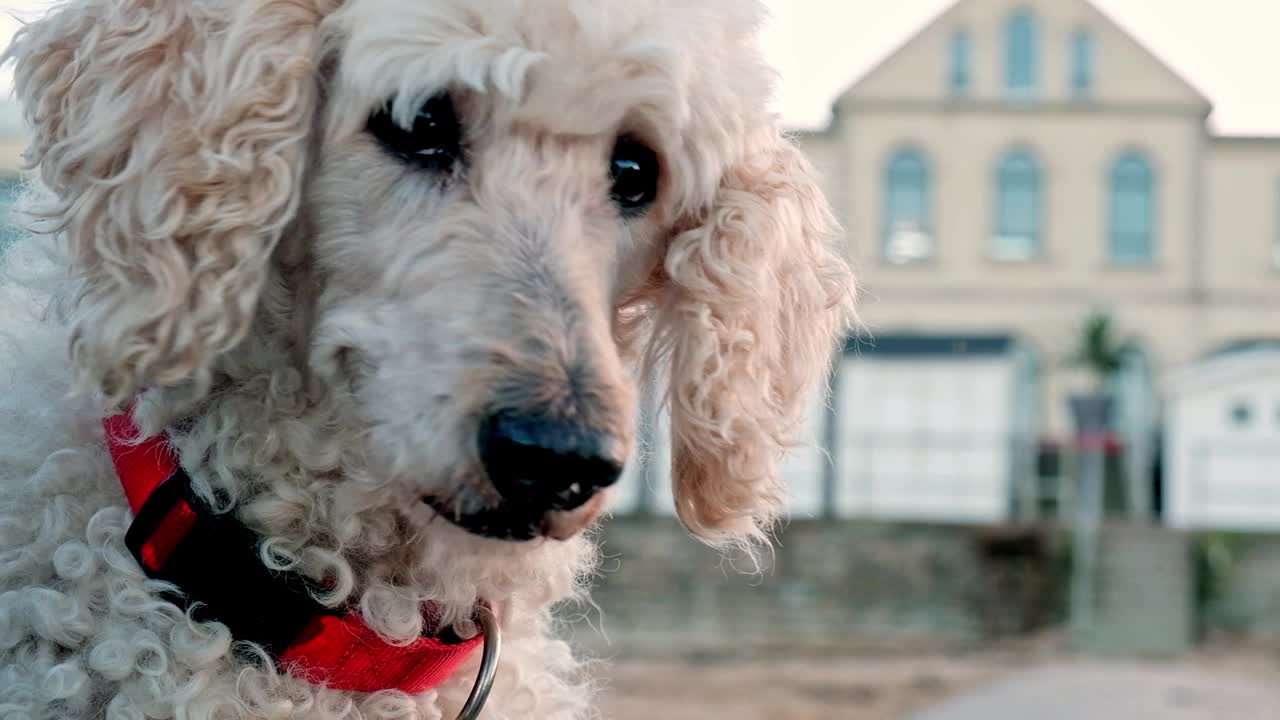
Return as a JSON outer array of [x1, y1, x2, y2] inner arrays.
[[609, 137, 659, 216], [367, 94, 462, 172]]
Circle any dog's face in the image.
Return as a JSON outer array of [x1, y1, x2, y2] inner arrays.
[[307, 32, 663, 540], [10, 0, 854, 555]]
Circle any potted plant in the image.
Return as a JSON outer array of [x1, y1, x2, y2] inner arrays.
[[1065, 309, 1134, 436]]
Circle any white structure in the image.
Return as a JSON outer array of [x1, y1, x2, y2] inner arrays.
[[1164, 344, 1280, 531], [609, 397, 832, 519], [834, 336, 1037, 523], [612, 334, 1038, 525]]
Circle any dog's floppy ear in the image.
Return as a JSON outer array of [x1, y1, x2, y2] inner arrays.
[[651, 128, 855, 551], [7, 0, 328, 403]]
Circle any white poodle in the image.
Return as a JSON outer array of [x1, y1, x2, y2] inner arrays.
[[0, 0, 855, 717]]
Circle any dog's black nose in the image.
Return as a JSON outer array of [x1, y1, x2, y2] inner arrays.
[[478, 412, 624, 512]]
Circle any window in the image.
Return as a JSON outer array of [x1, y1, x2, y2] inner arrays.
[[1230, 401, 1253, 428], [1004, 9, 1040, 96], [993, 149, 1042, 260], [1108, 153, 1155, 264], [882, 149, 933, 264], [1070, 30, 1094, 98], [949, 30, 974, 96]]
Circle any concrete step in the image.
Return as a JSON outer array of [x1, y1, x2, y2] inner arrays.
[[1073, 522, 1194, 656]]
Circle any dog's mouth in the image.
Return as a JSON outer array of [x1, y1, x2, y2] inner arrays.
[[423, 492, 607, 542]]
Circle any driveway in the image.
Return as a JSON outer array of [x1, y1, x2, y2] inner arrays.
[[911, 660, 1280, 720]]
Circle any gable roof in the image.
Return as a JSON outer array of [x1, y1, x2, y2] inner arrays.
[[835, 0, 1210, 114], [1164, 342, 1280, 397], [1079, 0, 1211, 106], [837, 0, 965, 105]]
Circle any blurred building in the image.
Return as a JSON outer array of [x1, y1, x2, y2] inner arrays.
[[775, 0, 1280, 525]]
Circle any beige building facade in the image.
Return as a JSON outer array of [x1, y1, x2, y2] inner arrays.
[[802, 0, 1280, 447]]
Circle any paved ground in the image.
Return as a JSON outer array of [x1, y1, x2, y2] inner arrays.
[[600, 643, 1280, 720], [601, 654, 1010, 720], [911, 660, 1280, 720]]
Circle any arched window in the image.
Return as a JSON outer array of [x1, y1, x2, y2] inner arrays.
[[949, 30, 974, 96], [1070, 30, 1095, 98], [993, 149, 1043, 260], [1108, 153, 1155, 264], [1005, 9, 1040, 95], [882, 149, 933, 264]]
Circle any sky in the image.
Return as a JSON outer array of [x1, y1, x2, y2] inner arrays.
[[1, 0, 1279, 135]]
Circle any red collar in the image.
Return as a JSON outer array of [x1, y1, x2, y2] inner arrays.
[[102, 410, 483, 695]]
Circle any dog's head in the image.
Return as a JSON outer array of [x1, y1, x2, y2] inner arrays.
[[9, 0, 854, 552]]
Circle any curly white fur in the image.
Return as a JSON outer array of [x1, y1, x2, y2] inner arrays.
[[0, 0, 855, 718]]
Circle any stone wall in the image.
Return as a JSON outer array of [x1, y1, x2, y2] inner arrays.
[[570, 518, 1058, 658], [1197, 533, 1280, 641]]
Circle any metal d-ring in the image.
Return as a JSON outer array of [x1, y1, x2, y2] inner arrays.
[[456, 604, 501, 720]]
